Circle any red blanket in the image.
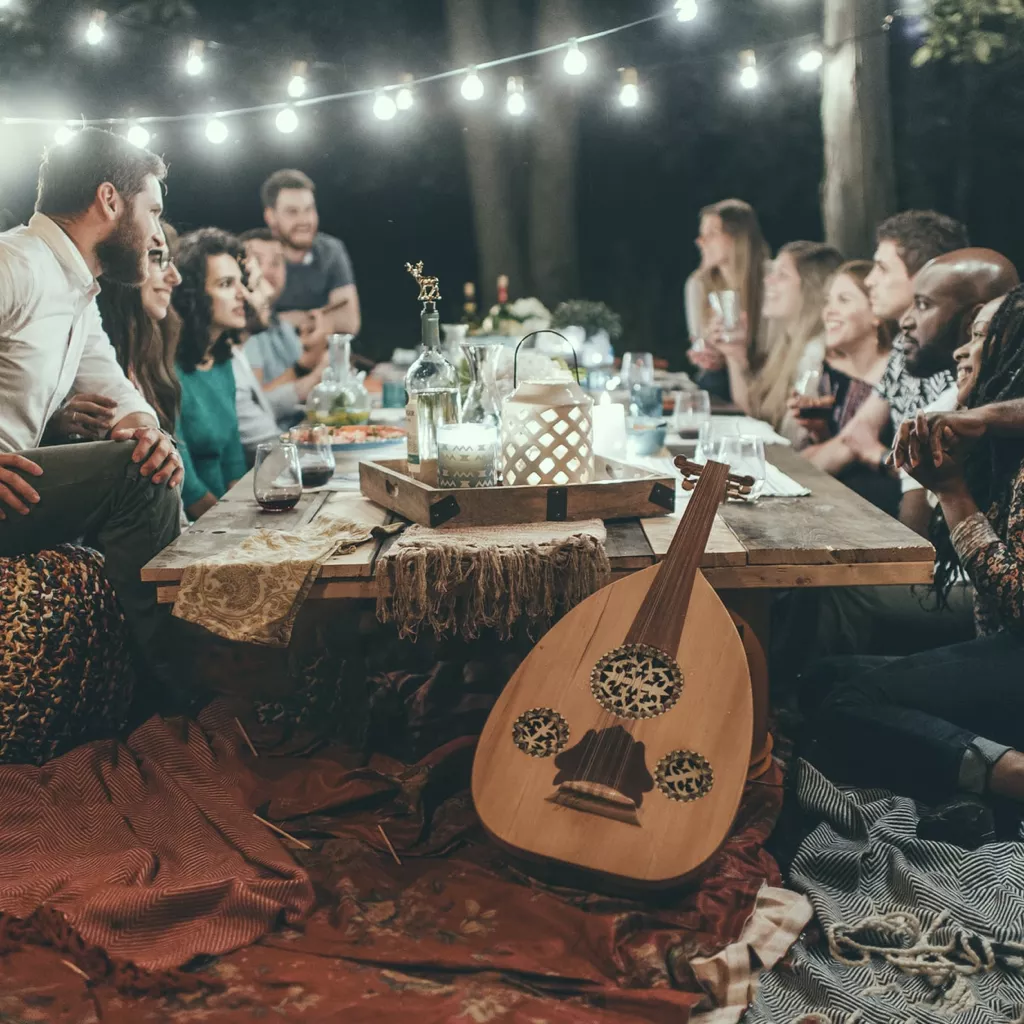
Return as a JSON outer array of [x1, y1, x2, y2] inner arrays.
[[0, 700, 786, 1023]]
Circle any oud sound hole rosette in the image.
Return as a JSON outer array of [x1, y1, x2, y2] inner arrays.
[[589, 643, 683, 720], [512, 708, 570, 758], [655, 750, 714, 802]]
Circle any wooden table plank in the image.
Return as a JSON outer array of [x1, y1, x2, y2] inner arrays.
[[604, 519, 657, 570], [717, 447, 934, 567], [640, 513, 747, 567]]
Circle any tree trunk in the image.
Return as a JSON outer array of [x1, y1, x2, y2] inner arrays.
[[820, 0, 896, 258], [444, 0, 526, 308], [527, 0, 581, 307]]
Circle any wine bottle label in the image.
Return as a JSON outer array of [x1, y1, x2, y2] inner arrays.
[[405, 401, 420, 467]]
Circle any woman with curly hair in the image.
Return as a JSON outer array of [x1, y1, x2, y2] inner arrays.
[[171, 228, 248, 520], [803, 287, 1024, 810]]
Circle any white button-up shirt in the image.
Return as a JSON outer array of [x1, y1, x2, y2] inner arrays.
[[0, 212, 156, 453]]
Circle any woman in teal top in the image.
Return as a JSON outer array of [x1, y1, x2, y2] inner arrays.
[[171, 229, 249, 520]]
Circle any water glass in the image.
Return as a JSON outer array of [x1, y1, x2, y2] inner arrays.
[[620, 351, 655, 388], [695, 421, 716, 464], [631, 384, 663, 417], [673, 389, 712, 439], [714, 435, 766, 502], [254, 441, 303, 511]]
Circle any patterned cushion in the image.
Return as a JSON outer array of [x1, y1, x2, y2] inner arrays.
[[0, 546, 134, 764]]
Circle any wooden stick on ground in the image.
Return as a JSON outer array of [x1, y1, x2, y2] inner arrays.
[[61, 959, 90, 982], [235, 717, 259, 758], [377, 824, 402, 865], [253, 813, 311, 851]]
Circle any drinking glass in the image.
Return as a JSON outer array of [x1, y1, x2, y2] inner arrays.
[[709, 290, 742, 345], [714, 435, 766, 502], [620, 351, 655, 388], [290, 425, 336, 488], [793, 368, 834, 423], [254, 441, 303, 511], [673, 389, 712, 439], [695, 421, 716, 464]]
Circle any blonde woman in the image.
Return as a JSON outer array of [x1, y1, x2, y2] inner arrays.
[[710, 241, 843, 430], [685, 199, 771, 399]]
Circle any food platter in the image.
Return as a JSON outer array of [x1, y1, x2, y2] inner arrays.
[[291, 424, 406, 453]]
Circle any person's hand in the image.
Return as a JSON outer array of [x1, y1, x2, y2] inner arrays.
[[786, 391, 831, 444], [108, 426, 184, 488], [838, 416, 888, 468], [912, 408, 987, 469], [688, 342, 724, 372], [0, 453, 43, 520], [51, 393, 118, 441], [707, 313, 749, 369], [890, 411, 970, 495]]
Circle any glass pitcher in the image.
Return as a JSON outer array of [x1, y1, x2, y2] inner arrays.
[[460, 340, 503, 427], [307, 334, 371, 426]]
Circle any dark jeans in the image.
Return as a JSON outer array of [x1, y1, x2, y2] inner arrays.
[[0, 441, 181, 702], [803, 631, 1024, 804]]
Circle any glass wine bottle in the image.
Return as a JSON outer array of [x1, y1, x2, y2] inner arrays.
[[404, 289, 459, 480]]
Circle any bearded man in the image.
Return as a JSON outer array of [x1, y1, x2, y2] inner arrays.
[[0, 127, 183, 701]]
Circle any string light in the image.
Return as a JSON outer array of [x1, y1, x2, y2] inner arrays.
[[506, 76, 526, 117], [126, 123, 150, 148], [739, 49, 759, 89], [460, 66, 485, 101], [185, 39, 205, 77], [797, 47, 823, 72], [395, 73, 415, 111], [674, 0, 699, 22], [84, 10, 105, 46], [275, 106, 298, 133], [287, 60, 308, 99], [373, 91, 397, 121], [204, 117, 227, 144], [619, 67, 639, 108], [563, 38, 588, 76], [54, 125, 75, 145]]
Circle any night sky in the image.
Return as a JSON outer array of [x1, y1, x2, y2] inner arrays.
[[1, 0, 1023, 365]]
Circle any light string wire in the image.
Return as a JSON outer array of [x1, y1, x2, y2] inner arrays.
[[0, 6, 899, 130]]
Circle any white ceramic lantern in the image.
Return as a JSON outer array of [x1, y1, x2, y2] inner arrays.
[[501, 331, 595, 487]]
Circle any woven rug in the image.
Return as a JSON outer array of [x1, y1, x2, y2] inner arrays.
[[375, 519, 610, 640], [173, 515, 403, 647]]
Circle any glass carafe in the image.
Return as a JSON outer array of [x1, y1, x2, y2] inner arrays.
[[460, 340, 503, 427], [307, 334, 371, 426]]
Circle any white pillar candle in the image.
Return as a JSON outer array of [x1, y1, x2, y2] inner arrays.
[[591, 400, 627, 460], [437, 423, 499, 488]]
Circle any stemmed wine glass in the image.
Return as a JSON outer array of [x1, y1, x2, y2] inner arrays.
[[714, 435, 767, 502], [673, 389, 712, 440], [254, 442, 303, 511], [620, 351, 655, 388]]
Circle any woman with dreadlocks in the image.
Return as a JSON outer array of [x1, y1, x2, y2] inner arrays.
[[801, 285, 1024, 817]]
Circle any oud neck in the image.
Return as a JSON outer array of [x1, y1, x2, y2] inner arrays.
[[623, 460, 729, 652]]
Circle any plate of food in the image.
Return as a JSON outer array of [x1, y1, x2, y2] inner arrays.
[[292, 424, 407, 453]]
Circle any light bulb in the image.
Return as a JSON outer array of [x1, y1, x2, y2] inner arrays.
[[84, 11, 105, 46], [185, 40, 205, 77], [563, 38, 588, 76], [54, 125, 75, 145], [275, 107, 299, 133], [739, 50, 759, 90], [798, 48, 823, 72], [287, 75, 306, 98], [618, 67, 639, 108], [506, 77, 526, 117], [126, 124, 150, 148], [396, 73, 415, 110], [373, 92, 397, 121], [675, 0, 699, 22], [205, 118, 228, 144], [461, 67, 485, 101]]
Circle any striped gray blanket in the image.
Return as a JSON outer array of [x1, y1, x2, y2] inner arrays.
[[746, 761, 1024, 1024]]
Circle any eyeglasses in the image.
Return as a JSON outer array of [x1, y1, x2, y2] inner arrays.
[[149, 249, 174, 271]]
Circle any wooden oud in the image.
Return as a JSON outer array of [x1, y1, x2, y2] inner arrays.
[[472, 460, 753, 893]]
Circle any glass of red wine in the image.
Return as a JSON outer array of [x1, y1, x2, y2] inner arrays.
[[291, 425, 336, 488], [254, 441, 303, 512], [794, 369, 835, 423]]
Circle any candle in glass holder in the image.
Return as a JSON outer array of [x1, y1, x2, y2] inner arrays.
[[591, 399, 627, 460], [437, 423, 498, 488]]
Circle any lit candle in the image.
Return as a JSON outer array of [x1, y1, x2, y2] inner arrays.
[[437, 423, 499, 488], [591, 398, 627, 460]]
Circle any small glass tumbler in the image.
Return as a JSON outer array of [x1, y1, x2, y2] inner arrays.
[[714, 434, 767, 502], [291, 425, 336, 489], [673, 389, 712, 439], [254, 441, 303, 511]]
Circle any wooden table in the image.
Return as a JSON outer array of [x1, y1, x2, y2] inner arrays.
[[144, 447, 934, 616]]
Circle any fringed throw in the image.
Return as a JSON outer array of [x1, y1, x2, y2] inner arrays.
[[174, 515, 403, 647], [375, 520, 610, 640]]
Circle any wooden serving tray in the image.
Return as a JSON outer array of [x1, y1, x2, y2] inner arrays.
[[359, 457, 676, 528]]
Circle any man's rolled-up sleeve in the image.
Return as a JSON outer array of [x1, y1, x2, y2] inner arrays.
[[73, 300, 158, 425]]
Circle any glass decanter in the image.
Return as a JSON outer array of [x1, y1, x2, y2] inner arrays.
[[307, 334, 371, 426], [460, 340, 503, 427]]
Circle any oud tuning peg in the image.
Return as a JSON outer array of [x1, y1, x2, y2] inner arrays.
[[674, 455, 756, 498]]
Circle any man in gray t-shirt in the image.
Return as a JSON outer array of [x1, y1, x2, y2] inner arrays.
[[261, 168, 361, 337]]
